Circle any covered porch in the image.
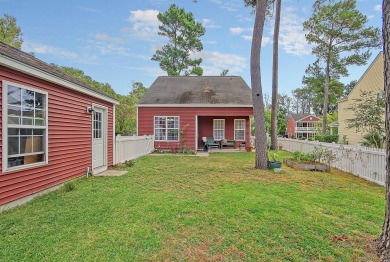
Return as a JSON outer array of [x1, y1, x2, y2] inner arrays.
[[196, 115, 251, 151]]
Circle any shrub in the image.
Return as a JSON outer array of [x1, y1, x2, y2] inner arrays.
[[362, 132, 384, 148], [313, 134, 339, 143], [124, 160, 135, 167], [63, 181, 75, 192], [292, 151, 315, 163]]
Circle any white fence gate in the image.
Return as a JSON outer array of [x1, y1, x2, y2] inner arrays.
[[278, 138, 386, 186], [115, 135, 154, 164]]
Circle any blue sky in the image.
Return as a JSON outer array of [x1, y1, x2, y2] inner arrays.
[[1, 0, 383, 96]]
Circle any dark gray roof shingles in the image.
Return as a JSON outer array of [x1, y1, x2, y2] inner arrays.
[[0, 42, 117, 100], [138, 76, 252, 105]]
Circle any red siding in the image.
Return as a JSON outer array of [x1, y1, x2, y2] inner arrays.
[[286, 115, 295, 138], [0, 66, 114, 205], [138, 107, 253, 150]]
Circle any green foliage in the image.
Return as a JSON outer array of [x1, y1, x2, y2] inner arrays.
[[311, 134, 339, 143], [0, 153, 384, 260], [220, 69, 229, 76], [0, 14, 23, 49], [299, 59, 345, 115], [343, 80, 358, 98], [116, 81, 148, 135], [54, 65, 148, 135], [292, 147, 334, 164], [151, 4, 205, 76], [303, 0, 381, 134], [292, 151, 315, 163], [362, 132, 384, 149], [52, 65, 118, 98], [63, 181, 75, 192], [304, 0, 381, 71], [346, 90, 385, 148], [124, 160, 135, 167], [263, 109, 286, 135]]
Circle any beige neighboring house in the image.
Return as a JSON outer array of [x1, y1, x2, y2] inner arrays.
[[338, 52, 384, 145]]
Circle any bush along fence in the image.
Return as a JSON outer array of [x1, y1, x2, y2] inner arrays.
[[115, 135, 154, 164], [278, 138, 385, 186]]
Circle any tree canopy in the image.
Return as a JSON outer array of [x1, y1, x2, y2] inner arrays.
[[0, 14, 23, 49], [346, 90, 385, 148], [151, 4, 205, 76], [54, 65, 147, 135], [303, 0, 381, 134]]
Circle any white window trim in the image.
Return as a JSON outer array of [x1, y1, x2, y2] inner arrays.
[[2, 81, 49, 173], [234, 119, 246, 141], [154, 116, 180, 142], [213, 119, 225, 140]]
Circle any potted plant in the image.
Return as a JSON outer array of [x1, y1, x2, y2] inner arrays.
[[245, 143, 254, 152], [268, 153, 282, 169]]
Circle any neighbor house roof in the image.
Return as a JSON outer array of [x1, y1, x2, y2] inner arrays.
[[137, 76, 252, 107], [290, 113, 318, 122], [0, 42, 118, 104]]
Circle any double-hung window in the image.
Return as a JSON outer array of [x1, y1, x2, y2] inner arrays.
[[3, 81, 48, 171], [213, 119, 225, 140], [154, 116, 179, 141], [234, 119, 245, 141]]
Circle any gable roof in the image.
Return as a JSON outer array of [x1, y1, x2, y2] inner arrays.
[[137, 76, 252, 107], [290, 113, 318, 122], [0, 42, 118, 104], [339, 52, 383, 103]]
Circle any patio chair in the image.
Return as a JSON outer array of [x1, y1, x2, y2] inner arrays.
[[204, 137, 220, 151], [220, 139, 236, 149]]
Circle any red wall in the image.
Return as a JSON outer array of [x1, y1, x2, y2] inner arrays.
[[137, 107, 253, 150], [286, 115, 295, 138], [0, 66, 114, 205]]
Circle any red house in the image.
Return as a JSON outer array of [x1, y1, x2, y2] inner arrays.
[[137, 76, 253, 151], [286, 113, 321, 139], [0, 43, 119, 209]]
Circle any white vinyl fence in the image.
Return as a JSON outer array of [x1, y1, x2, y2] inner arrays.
[[278, 138, 386, 186], [115, 135, 154, 164]]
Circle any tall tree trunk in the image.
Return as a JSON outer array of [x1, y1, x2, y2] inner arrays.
[[377, 1, 390, 260], [270, 0, 282, 151], [251, 0, 268, 169], [322, 57, 330, 135]]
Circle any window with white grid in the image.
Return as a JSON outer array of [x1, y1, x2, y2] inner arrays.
[[234, 119, 245, 141], [4, 81, 48, 171], [213, 119, 225, 140], [154, 116, 179, 141]]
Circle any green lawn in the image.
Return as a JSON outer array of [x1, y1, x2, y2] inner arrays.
[[0, 151, 385, 261]]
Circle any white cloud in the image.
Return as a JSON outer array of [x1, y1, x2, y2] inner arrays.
[[204, 40, 218, 45], [236, 14, 252, 23], [126, 66, 165, 77], [241, 35, 271, 46], [209, 0, 239, 12], [229, 27, 252, 35], [279, 6, 311, 56], [374, 4, 381, 12], [202, 18, 220, 28], [192, 50, 246, 75], [89, 40, 149, 60], [95, 33, 127, 44], [22, 41, 78, 59], [125, 9, 161, 40]]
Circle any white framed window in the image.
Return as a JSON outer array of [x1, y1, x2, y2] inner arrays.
[[93, 111, 103, 139], [213, 119, 225, 140], [154, 116, 179, 141], [234, 119, 245, 141], [3, 81, 48, 172]]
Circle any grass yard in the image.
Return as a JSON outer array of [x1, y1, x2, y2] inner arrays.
[[0, 151, 385, 261]]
